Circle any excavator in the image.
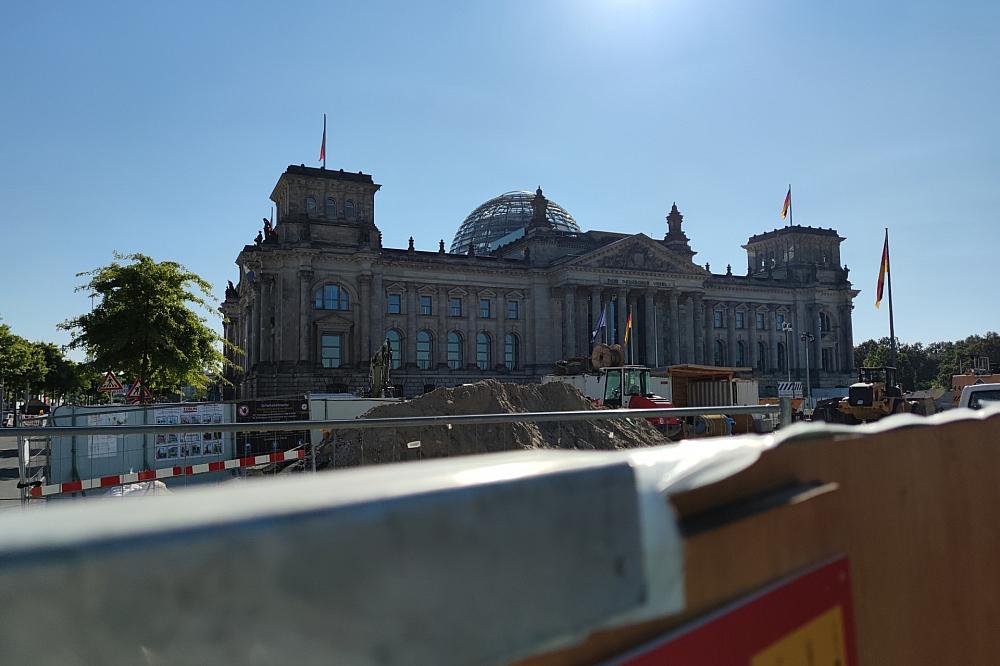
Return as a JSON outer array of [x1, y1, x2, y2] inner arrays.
[[813, 366, 935, 424], [599, 364, 683, 439]]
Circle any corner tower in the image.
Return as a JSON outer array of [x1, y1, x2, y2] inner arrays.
[[270, 165, 382, 247]]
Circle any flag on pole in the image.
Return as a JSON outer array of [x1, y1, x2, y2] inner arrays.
[[781, 186, 791, 220], [623, 310, 633, 345], [875, 229, 890, 308], [591, 304, 608, 342], [319, 113, 327, 167]]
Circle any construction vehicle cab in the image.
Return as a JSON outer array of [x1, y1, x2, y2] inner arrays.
[[602, 366, 649, 408], [601, 366, 681, 438]]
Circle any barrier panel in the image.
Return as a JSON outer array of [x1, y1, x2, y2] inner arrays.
[[1, 405, 998, 663]]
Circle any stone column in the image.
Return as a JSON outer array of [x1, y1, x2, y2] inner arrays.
[[406, 283, 417, 368], [767, 305, 777, 373], [842, 303, 855, 372], [298, 269, 312, 362], [244, 306, 252, 373], [371, 272, 384, 355], [644, 290, 656, 366], [494, 294, 503, 370], [358, 274, 372, 365], [615, 288, 628, 347], [669, 290, 680, 365], [252, 282, 262, 368], [694, 293, 706, 364], [727, 302, 737, 367], [437, 286, 449, 368], [259, 276, 271, 364], [467, 292, 478, 369], [563, 288, 576, 359], [590, 287, 603, 347]]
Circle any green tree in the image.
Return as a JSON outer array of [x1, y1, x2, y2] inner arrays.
[[0, 322, 48, 401], [60, 253, 230, 394], [35, 342, 92, 401]]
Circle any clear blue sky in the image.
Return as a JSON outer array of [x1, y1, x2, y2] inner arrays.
[[2, 0, 997, 354]]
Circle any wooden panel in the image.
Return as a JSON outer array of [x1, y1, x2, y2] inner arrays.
[[520, 412, 1000, 665]]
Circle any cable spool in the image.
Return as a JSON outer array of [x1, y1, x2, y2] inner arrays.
[[591, 344, 624, 370]]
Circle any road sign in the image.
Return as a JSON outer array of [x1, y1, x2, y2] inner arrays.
[[97, 371, 124, 393], [778, 382, 803, 398], [125, 379, 152, 404]]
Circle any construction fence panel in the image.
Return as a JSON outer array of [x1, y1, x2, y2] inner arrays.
[[48, 403, 236, 491]]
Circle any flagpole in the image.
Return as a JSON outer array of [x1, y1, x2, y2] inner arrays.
[[886, 227, 896, 368], [322, 113, 327, 169]]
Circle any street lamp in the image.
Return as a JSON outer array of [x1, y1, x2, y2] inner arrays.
[[800, 331, 816, 409], [780, 322, 793, 382]]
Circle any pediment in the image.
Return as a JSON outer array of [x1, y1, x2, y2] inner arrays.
[[567, 234, 705, 275], [314, 311, 354, 327], [448, 287, 469, 297], [385, 282, 405, 292]]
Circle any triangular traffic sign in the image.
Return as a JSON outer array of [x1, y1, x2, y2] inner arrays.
[[125, 379, 153, 403], [98, 371, 124, 392]]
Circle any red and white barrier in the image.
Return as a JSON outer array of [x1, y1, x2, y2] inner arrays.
[[29, 450, 306, 498]]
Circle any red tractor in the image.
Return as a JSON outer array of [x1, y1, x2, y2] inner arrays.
[[599, 366, 682, 440]]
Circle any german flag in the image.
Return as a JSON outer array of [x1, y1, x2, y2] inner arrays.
[[875, 230, 890, 308], [623, 311, 633, 345], [781, 186, 791, 220]]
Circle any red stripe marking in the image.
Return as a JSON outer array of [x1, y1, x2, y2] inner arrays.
[[29, 487, 42, 498], [183, 466, 194, 475], [208, 461, 225, 472], [138, 470, 156, 481], [268, 452, 282, 462], [62, 481, 83, 493], [240, 456, 255, 466], [100, 475, 121, 488], [173, 466, 183, 476]]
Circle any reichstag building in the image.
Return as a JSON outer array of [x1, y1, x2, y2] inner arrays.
[[223, 165, 859, 398]]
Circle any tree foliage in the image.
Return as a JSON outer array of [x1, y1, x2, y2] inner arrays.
[[60, 253, 229, 394], [0, 321, 91, 404], [854, 332, 1000, 391]]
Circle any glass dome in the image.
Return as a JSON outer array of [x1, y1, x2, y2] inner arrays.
[[450, 190, 580, 255]]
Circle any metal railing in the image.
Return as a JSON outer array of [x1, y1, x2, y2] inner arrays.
[[10, 403, 786, 505]]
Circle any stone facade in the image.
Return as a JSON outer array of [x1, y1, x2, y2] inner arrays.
[[223, 165, 859, 399]]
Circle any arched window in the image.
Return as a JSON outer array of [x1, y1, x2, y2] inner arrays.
[[325, 197, 336, 218], [476, 332, 492, 370], [714, 339, 726, 366], [447, 331, 463, 369], [385, 329, 403, 370], [416, 330, 433, 370], [756, 342, 767, 371], [305, 196, 318, 217], [777, 342, 786, 371], [736, 341, 746, 367], [345, 199, 355, 219], [313, 284, 350, 310], [504, 333, 519, 371]]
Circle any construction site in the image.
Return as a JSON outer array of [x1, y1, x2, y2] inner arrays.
[[3, 335, 1000, 665]]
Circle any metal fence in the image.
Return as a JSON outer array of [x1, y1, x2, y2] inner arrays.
[[10, 403, 784, 505]]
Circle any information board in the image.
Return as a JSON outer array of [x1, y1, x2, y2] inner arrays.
[[235, 396, 310, 456], [152, 404, 225, 460]]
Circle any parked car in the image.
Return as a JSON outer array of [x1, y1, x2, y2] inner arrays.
[[958, 383, 1000, 410]]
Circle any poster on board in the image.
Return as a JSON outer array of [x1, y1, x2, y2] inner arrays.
[[152, 404, 225, 459], [87, 412, 127, 458]]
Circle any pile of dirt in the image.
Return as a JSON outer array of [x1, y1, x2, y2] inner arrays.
[[300, 379, 669, 470]]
